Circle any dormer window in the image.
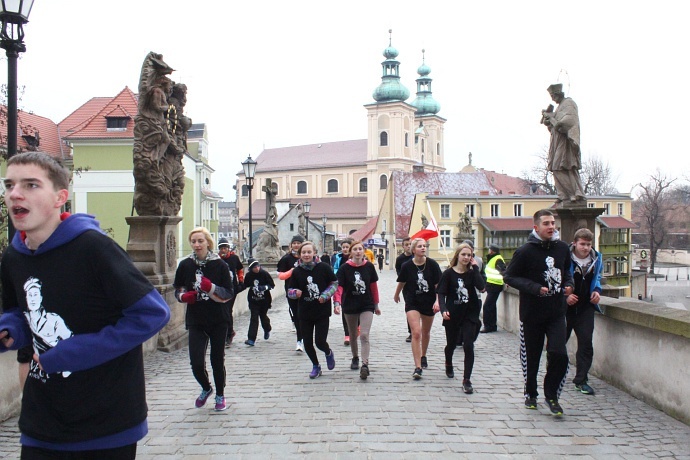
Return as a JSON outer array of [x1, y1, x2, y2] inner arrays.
[[106, 117, 129, 131]]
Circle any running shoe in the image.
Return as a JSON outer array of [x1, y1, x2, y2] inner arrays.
[[214, 395, 227, 411], [296, 340, 304, 352], [524, 396, 538, 409], [350, 357, 360, 370], [445, 365, 454, 378], [462, 379, 474, 394], [309, 364, 322, 379], [244, 340, 255, 346], [360, 364, 369, 380], [326, 350, 336, 370], [344, 336, 350, 346], [421, 356, 428, 369], [412, 367, 423, 380], [546, 399, 564, 416], [195, 387, 213, 408], [576, 382, 595, 395], [264, 330, 271, 340], [406, 334, 412, 343]]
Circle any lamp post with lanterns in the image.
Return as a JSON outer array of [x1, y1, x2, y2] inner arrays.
[[321, 214, 327, 252], [1, 0, 34, 242], [241, 155, 257, 258], [381, 230, 387, 266], [304, 201, 311, 240]]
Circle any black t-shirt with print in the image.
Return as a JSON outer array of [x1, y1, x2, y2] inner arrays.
[[243, 268, 275, 308], [438, 266, 485, 324], [336, 261, 379, 314], [174, 257, 233, 328], [289, 262, 337, 321], [396, 257, 442, 308]]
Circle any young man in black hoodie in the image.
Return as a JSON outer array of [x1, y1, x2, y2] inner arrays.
[[0, 152, 170, 458], [504, 209, 573, 416]]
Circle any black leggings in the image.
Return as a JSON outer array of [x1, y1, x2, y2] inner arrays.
[[299, 316, 331, 366], [189, 322, 227, 396], [287, 297, 302, 341], [444, 319, 479, 380], [22, 444, 137, 459]]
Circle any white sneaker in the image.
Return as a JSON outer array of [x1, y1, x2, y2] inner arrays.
[[296, 340, 304, 352]]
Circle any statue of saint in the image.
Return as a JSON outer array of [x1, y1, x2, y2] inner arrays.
[[541, 83, 586, 206], [296, 203, 306, 237]]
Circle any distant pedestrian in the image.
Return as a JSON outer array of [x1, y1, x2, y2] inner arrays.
[[364, 245, 376, 264], [174, 227, 235, 412], [377, 251, 384, 272], [218, 237, 244, 346], [288, 241, 339, 379], [566, 228, 603, 396], [334, 240, 381, 380], [504, 209, 573, 416], [243, 258, 274, 346], [321, 252, 331, 267], [395, 237, 414, 343], [481, 244, 505, 333], [278, 234, 305, 352], [394, 238, 442, 379], [437, 243, 486, 393]]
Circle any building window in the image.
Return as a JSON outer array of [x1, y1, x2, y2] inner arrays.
[[490, 204, 500, 217], [440, 229, 451, 248], [440, 204, 450, 219], [290, 223, 294, 232], [604, 203, 611, 215], [241, 184, 248, 197], [421, 139, 425, 153], [380, 174, 388, 190], [106, 117, 128, 131], [465, 204, 475, 218], [436, 143, 441, 155], [617, 203, 624, 215], [405, 133, 409, 147], [380, 131, 388, 146], [588, 202, 596, 208], [210, 203, 214, 220], [297, 180, 307, 194], [359, 177, 368, 192], [513, 203, 523, 217], [327, 179, 338, 193]]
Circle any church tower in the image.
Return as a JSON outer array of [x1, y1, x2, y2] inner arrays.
[[364, 33, 446, 218]]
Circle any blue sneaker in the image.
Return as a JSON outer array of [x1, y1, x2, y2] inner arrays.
[[264, 330, 270, 340], [309, 364, 322, 379], [214, 395, 227, 411], [244, 340, 255, 346], [326, 350, 336, 370], [195, 387, 213, 408]]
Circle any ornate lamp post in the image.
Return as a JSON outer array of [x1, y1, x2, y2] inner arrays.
[[381, 230, 387, 265], [1, 0, 34, 242], [304, 201, 311, 240], [241, 155, 257, 258], [321, 214, 327, 252]]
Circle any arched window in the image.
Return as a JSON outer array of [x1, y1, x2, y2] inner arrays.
[[380, 174, 388, 190], [405, 133, 409, 147], [359, 177, 368, 192], [327, 179, 338, 193], [380, 131, 388, 146], [241, 184, 248, 197], [297, 180, 307, 194], [436, 142, 441, 155], [421, 139, 425, 153]]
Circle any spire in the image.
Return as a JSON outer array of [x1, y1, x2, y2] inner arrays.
[[372, 29, 410, 103], [410, 49, 440, 116]]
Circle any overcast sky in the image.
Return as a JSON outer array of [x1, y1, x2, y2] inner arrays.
[[5, 0, 689, 201]]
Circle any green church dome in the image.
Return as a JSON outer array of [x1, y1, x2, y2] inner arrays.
[[410, 49, 440, 115], [372, 31, 409, 103]]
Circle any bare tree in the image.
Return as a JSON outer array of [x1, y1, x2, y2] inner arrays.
[[635, 171, 676, 273], [581, 155, 618, 195], [520, 148, 556, 195]]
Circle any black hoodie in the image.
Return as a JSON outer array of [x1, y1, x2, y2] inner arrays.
[[503, 230, 573, 322]]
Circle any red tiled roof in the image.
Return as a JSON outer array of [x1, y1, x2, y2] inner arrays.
[[392, 170, 495, 239], [60, 87, 138, 140], [598, 216, 637, 229], [253, 140, 367, 173], [349, 216, 378, 242], [240, 197, 367, 220], [2, 107, 67, 159], [481, 169, 534, 195], [479, 217, 534, 232]]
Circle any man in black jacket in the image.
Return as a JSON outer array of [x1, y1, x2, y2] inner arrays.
[[504, 209, 573, 416]]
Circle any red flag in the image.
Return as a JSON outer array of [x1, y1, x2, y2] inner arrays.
[[410, 201, 439, 241]]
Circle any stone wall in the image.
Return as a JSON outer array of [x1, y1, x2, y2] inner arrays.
[[498, 287, 690, 424]]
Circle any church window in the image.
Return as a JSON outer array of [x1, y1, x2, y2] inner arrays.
[[359, 178, 368, 192], [405, 133, 409, 147], [421, 139, 425, 153], [436, 143, 441, 155], [380, 174, 388, 190], [241, 184, 248, 197], [327, 179, 338, 194], [380, 131, 388, 146], [297, 180, 307, 195]]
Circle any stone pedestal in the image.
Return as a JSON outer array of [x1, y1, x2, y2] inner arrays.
[[555, 207, 605, 243], [126, 216, 187, 352]]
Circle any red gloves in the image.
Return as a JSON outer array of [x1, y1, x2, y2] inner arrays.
[[180, 291, 196, 304], [199, 276, 213, 293]]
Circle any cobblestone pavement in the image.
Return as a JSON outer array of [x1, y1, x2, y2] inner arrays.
[[1, 270, 689, 459]]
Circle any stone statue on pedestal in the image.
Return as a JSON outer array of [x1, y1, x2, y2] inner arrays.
[[255, 178, 283, 262], [454, 212, 473, 244], [541, 83, 586, 207]]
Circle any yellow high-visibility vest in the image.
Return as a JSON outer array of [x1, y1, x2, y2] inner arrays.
[[485, 254, 504, 286]]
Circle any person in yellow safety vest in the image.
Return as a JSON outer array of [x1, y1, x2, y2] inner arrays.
[[480, 244, 506, 333]]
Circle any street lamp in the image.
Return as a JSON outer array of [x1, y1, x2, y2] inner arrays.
[[304, 201, 311, 240], [322, 214, 327, 252], [381, 230, 387, 266], [1, 0, 34, 242], [241, 154, 257, 258]]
